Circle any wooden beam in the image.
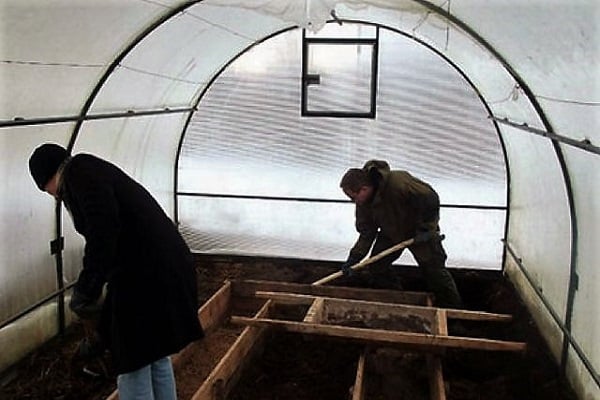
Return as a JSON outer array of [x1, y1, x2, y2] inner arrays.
[[436, 309, 448, 336], [427, 355, 446, 400], [198, 280, 232, 335], [254, 291, 512, 323], [425, 308, 448, 400], [231, 279, 432, 305], [445, 308, 512, 322], [303, 297, 325, 323], [230, 316, 527, 352], [256, 291, 320, 305], [352, 351, 367, 400], [192, 300, 273, 400]]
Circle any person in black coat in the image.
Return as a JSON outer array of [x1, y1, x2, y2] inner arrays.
[[29, 143, 203, 399]]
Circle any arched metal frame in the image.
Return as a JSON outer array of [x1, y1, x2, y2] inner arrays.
[[174, 19, 511, 266], [43, 0, 205, 336], [408, 0, 580, 376], [23, 0, 579, 381]]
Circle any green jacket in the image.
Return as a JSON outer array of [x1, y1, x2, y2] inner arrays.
[[349, 160, 440, 260]]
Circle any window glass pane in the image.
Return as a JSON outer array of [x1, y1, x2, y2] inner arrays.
[[306, 43, 373, 113]]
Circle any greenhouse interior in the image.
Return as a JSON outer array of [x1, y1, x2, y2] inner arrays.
[[0, 1, 598, 399]]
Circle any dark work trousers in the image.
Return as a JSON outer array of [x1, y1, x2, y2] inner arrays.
[[368, 235, 463, 309]]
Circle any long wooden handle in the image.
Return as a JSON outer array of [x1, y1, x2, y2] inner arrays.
[[312, 237, 415, 286]]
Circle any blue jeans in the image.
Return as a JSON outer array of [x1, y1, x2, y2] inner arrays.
[[117, 356, 177, 400]]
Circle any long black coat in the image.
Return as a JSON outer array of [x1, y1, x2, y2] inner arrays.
[[60, 153, 203, 374]]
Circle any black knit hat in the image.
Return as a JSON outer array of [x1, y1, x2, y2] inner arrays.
[[29, 143, 68, 190]]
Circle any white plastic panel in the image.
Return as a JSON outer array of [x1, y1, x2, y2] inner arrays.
[[0, 124, 73, 321], [503, 256, 565, 361], [567, 345, 600, 400], [91, 2, 289, 112], [180, 197, 354, 259], [0, 302, 58, 375], [179, 196, 503, 269], [0, 63, 102, 120], [502, 124, 572, 317], [73, 113, 190, 218], [450, 0, 600, 145], [0, 0, 165, 119], [562, 145, 600, 389], [540, 98, 600, 148]]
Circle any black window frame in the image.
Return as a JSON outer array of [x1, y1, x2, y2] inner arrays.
[[301, 26, 379, 118]]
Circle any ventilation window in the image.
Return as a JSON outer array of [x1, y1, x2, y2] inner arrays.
[[301, 24, 379, 118]]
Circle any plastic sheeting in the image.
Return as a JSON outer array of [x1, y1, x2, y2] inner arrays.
[[0, 1, 598, 397]]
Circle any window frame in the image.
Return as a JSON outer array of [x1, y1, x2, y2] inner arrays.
[[301, 27, 379, 118]]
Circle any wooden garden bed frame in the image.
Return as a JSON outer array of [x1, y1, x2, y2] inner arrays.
[[107, 279, 526, 400]]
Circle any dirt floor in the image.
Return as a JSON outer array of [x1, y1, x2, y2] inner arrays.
[[0, 254, 579, 400]]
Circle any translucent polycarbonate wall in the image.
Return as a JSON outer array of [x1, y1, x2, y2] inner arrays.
[[73, 114, 191, 215], [0, 1, 598, 397], [0, 125, 73, 373], [178, 25, 507, 269], [503, 125, 573, 317], [562, 146, 600, 400], [447, 0, 600, 143], [0, 1, 169, 120], [501, 124, 572, 357], [89, 2, 289, 113]]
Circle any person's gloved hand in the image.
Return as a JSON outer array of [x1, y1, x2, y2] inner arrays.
[[414, 229, 434, 244], [69, 289, 102, 320], [340, 256, 361, 277], [414, 225, 445, 244]]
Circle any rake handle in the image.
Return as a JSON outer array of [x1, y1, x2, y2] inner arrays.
[[312, 237, 415, 286]]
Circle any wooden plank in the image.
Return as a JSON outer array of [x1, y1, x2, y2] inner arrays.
[[104, 282, 234, 400], [198, 280, 232, 335], [230, 316, 527, 352], [303, 297, 325, 323], [232, 279, 431, 305], [255, 291, 316, 305], [254, 291, 511, 323], [425, 308, 448, 400], [427, 305, 447, 399], [427, 355, 446, 400], [445, 308, 512, 322], [352, 351, 368, 400], [192, 300, 273, 400], [257, 291, 435, 334], [436, 309, 448, 336]]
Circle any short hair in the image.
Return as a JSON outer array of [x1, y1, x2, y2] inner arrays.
[[339, 168, 371, 192]]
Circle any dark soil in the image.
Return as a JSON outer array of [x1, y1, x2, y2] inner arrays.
[[0, 255, 579, 400]]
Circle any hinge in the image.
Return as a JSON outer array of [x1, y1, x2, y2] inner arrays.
[[572, 272, 579, 291], [50, 237, 64, 255]]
